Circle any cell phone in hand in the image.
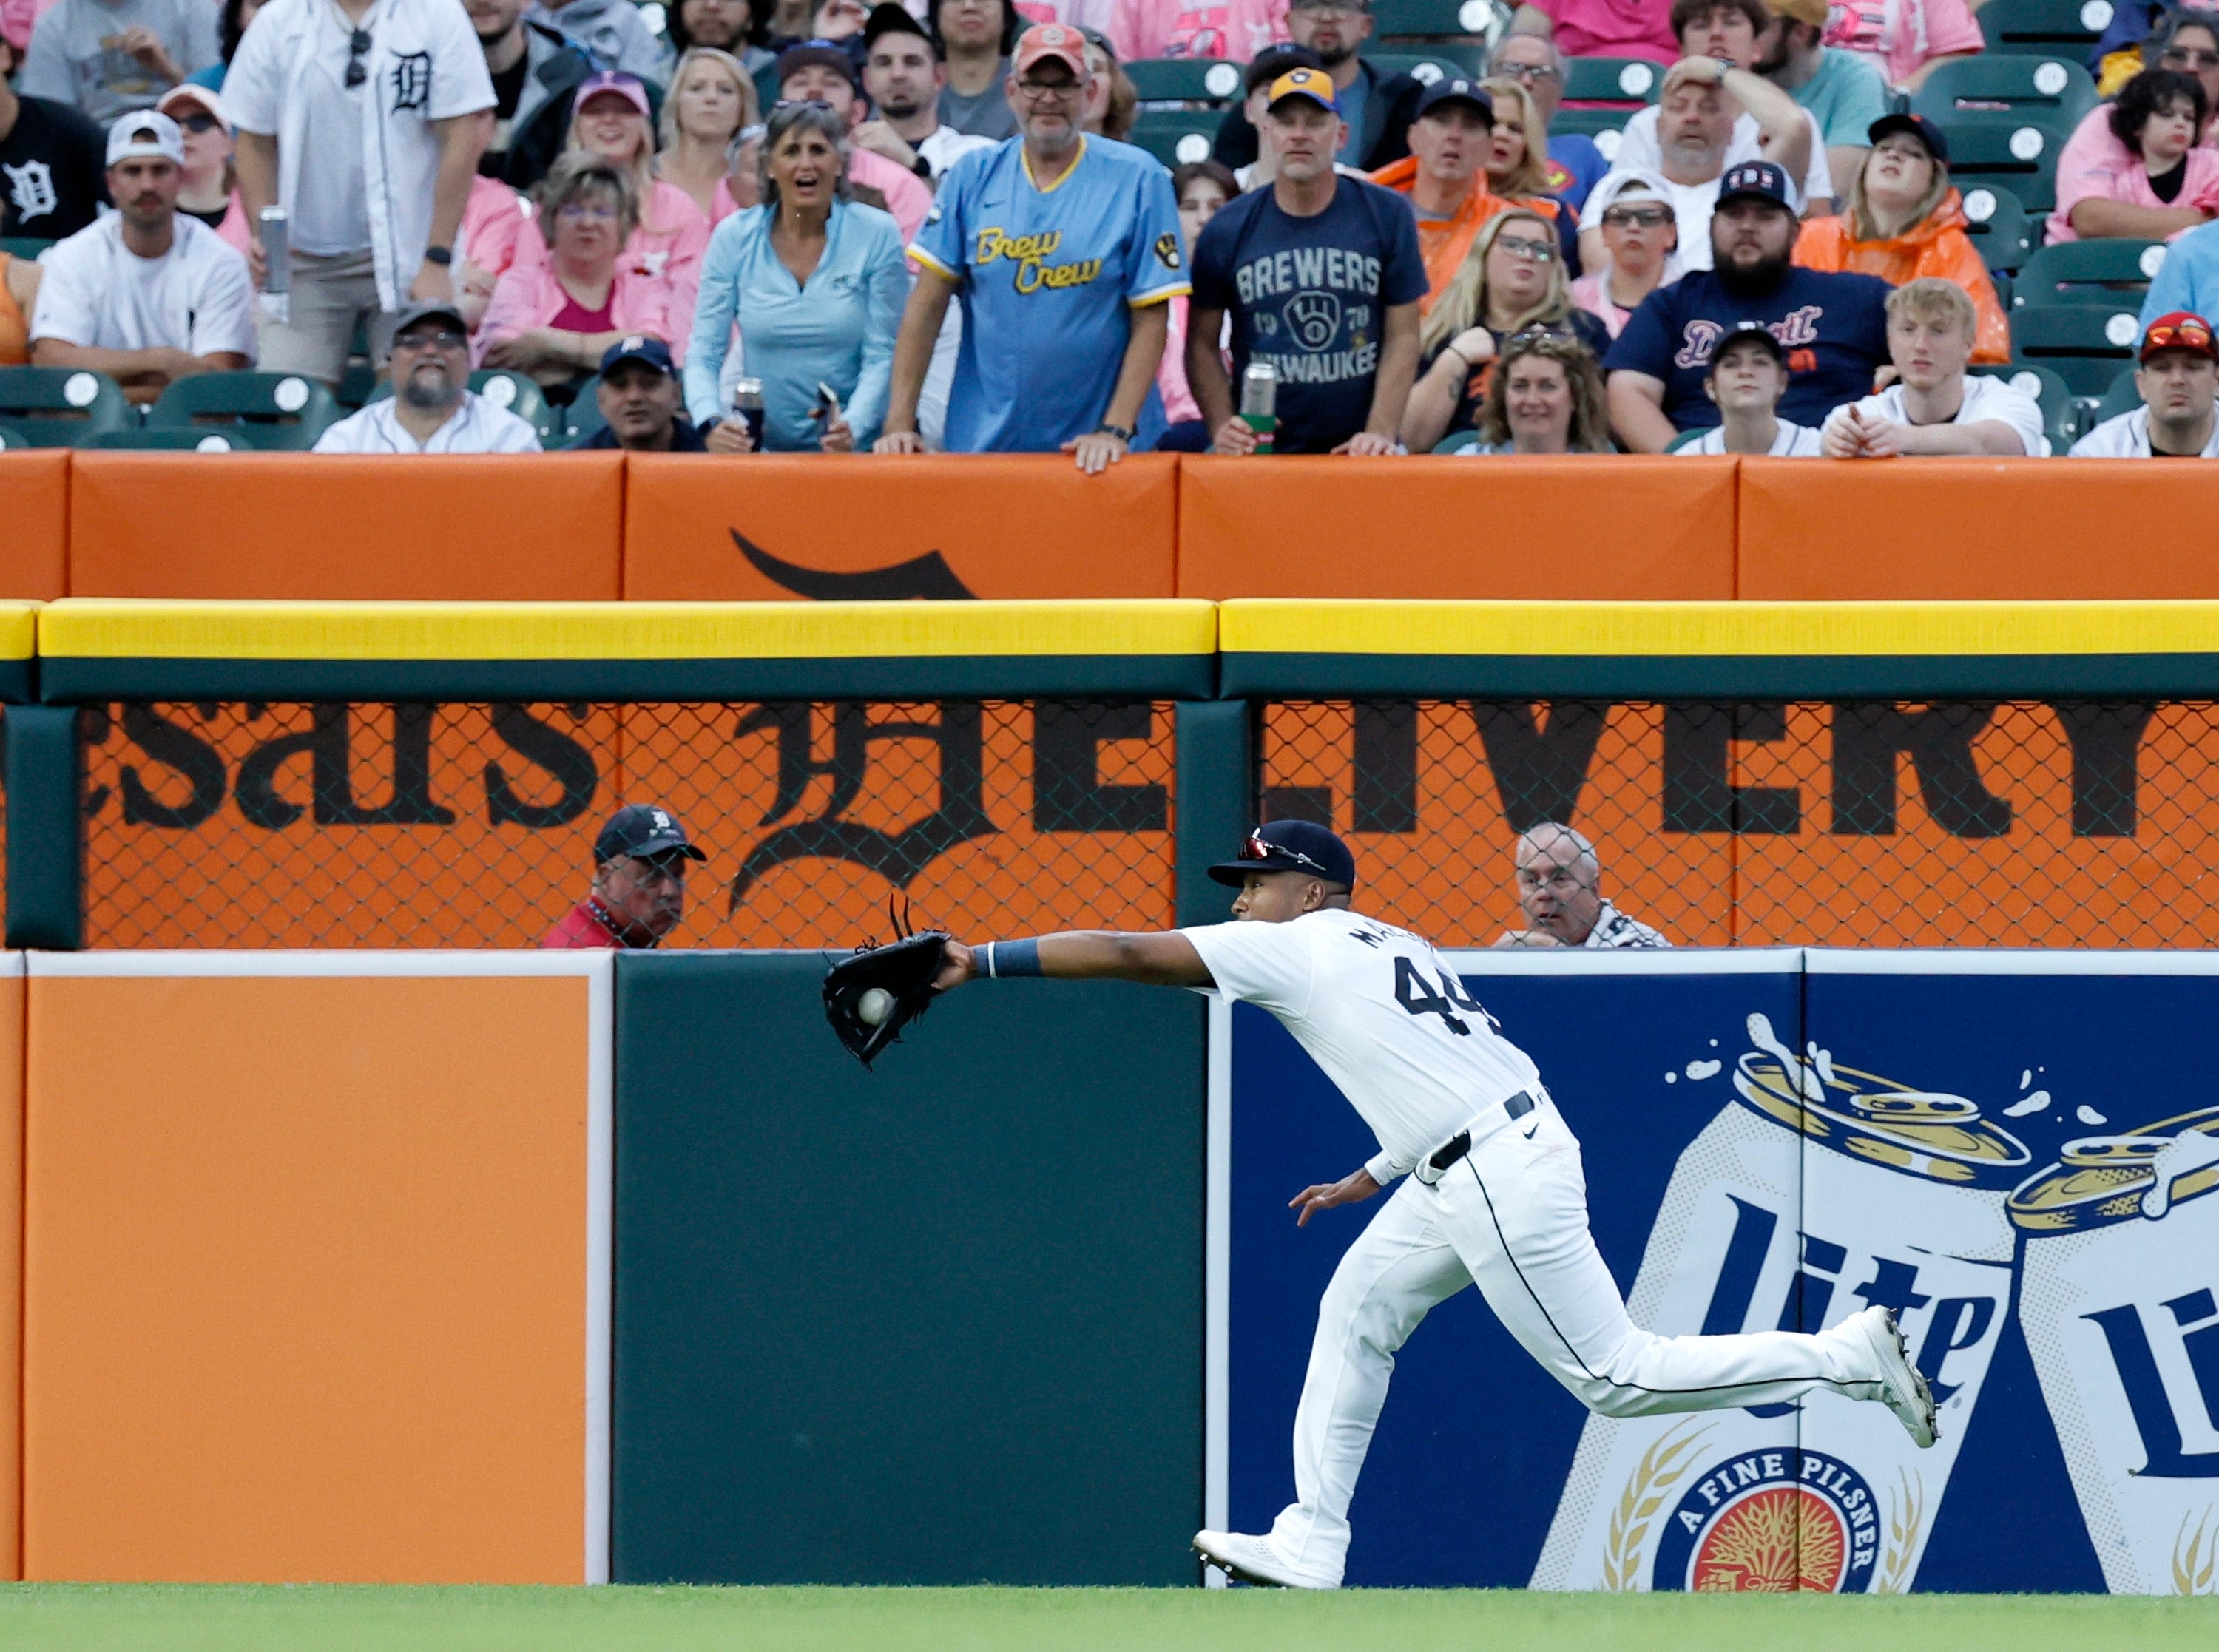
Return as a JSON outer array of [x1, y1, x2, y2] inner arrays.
[[813, 382, 842, 423]]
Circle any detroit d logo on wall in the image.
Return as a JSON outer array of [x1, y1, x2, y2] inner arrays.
[[1650, 1449, 1881, 1592]]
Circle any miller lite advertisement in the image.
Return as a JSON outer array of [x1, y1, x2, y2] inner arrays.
[[1224, 952, 2219, 1594]]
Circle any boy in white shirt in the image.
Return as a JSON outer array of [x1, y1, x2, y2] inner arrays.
[[2071, 310, 2219, 458], [1823, 276, 2046, 458], [1678, 319, 1823, 454], [30, 107, 252, 402]]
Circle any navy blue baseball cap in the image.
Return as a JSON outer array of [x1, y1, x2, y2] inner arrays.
[[1209, 821, 1357, 888], [595, 803, 706, 864], [1414, 75, 1493, 123], [1867, 111, 1948, 167], [1715, 159, 1795, 211], [599, 334, 677, 377]]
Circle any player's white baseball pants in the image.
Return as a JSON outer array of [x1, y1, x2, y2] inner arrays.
[[1266, 1096, 1891, 1586]]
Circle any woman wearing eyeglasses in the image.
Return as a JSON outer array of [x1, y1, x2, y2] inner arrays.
[[1568, 167, 1678, 337], [476, 153, 683, 389], [1399, 206, 1609, 453], [1794, 112, 2007, 362]]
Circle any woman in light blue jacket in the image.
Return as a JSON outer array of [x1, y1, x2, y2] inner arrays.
[[685, 100, 907, 452]]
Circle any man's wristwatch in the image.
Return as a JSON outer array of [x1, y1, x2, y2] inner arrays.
[[423, 245, 454, 266], [910, 153, 932, 179], [1094, 422, 1134, 442]]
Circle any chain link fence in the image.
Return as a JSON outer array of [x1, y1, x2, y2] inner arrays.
[[1259, 700, 2219, 949], [82, 700, 1177, 949]]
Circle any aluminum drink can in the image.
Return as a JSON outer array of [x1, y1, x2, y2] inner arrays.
[[2012, 1104, 2219, 1594], [1533, 1013, 2028, 1594], [1239, 362, 1277, 454], [731, 376, 766, 450], [258, 206, 291, 296]]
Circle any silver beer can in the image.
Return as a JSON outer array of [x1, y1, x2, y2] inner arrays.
[[1534, 1013, 2028, 1594], [258, 205, 291, 297], [2013, 1104, 2219, 1594]]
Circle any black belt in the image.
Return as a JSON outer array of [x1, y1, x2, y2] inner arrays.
[[1427, 1090, 1536, 1176]]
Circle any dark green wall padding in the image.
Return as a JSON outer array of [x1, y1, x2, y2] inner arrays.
[[612, 952, 1206, 1585]]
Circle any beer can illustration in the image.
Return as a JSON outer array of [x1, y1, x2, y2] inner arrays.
[[2013, 1104, 2219, 1594], [1533, 1014, 2028, 1593]]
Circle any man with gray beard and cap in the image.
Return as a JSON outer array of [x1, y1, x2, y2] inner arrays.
[[312, 298, 542, 452], [1494, 821, 1669, 949]]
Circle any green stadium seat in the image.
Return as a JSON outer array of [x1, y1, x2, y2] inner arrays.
[[1981, 0, 2114, 57], [0, 235, 55, 261], [1552, 106, 1634, 160], [2009, 305, 2143, 397], [1561, 55, 1663, 104], [1362, 53, 1467, 87], [0, 420, 27, 448], [2091, 362, 2144, 425], [1129, 108, 1222, 167], [1957, 182, 2036, 273], [87, 427, 243, 450], [1912, 55, 2098, 129], [1936, 117, 2067, 213], [1127, 56, 1248, 105], [566, 374, 607, 442], [1433, 428, 1485, 453], [2011, 238, 2168, 309], [369, 369, 561, 440], [1970, 362, 2081, 450], [1664, 427, 1708, 451], [1371, 0, 1495, 36], [146, 371, 340, 450], [0, 365, 132, 447]]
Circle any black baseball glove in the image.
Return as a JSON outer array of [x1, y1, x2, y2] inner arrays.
[[823, 930, 951, 1069]]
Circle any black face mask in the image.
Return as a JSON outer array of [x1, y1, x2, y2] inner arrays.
[[1714, 244, 1792, 299]]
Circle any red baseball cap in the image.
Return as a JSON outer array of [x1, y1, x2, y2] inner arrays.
[[1013, 22, 1089, 80], [2141, 311, 2218, 363]]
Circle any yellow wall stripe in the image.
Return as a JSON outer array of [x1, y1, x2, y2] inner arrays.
[[1217, 600, 2219, 657], [38, 600, 1220, 663], [0, 603, 38, 662]]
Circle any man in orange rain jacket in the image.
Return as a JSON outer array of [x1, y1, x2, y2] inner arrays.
[[1792, 112, 2009, 364], [1370, 77, 1519, 313]]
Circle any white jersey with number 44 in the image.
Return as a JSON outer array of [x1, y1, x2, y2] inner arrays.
[[1182, 910, 1545, 1182]]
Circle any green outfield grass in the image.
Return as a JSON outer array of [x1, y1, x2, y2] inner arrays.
[[0, 1585, 2214, 1652]]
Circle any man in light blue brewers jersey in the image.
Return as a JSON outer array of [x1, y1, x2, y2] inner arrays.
[[873, 21, 1189, 473], [932, 819, 1939, 1588]]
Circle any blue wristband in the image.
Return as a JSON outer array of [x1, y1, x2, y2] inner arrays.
[[991, 938, 1044, 978]]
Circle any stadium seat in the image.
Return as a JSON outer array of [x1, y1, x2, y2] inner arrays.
[[2092, 362, 2144, 424], [1970, 362, 2082, 450], [2011, 238, 2167, 308], [0, 364, 132, 447], [0, 234, 55, 261], [1936, 118, 2067, 213], [1129, 108, 1222, 167], [1127, 57, 1247, 105], [2009, 305, 2143, 396], [1561, 55, 1664, 104], [0, 420, 27, 447], [1980, 0, 2114, 57], [566, 374, 607, 441], [368, 368, 561, 440], [87, 427, 242, 450], [146, 371, 340, 450], [1958, 183, 2036, 273], [1369, 0, 1494, 71], [1433, 429, 1485, 452], [1912, 55, 2098, 129], [1362, 53, 1465, 87]]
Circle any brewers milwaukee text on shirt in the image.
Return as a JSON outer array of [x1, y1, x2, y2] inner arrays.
[[909, 133, 1189, 453]]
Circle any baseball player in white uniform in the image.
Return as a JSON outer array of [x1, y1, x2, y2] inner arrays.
[[933, 819, 1937, 1589]]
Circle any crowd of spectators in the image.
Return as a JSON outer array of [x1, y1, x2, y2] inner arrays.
[[5, 0, 2219, 458]]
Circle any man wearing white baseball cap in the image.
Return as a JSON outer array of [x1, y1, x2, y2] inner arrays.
[[30, 106, 253, 402]]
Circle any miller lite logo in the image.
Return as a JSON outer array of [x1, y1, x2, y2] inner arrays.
[[1648, 1444, 1882, 1592]]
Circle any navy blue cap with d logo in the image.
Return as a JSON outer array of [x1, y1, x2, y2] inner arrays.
[[1208, 820, 1358, 888], [1715, 160, 1794, 211]]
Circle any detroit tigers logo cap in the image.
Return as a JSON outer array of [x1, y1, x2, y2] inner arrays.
[[1715, 160, 1794, 212], [595, 803, 707, 865], [1208, 820, 1358, 889], [1267, 67, 1341, 115]]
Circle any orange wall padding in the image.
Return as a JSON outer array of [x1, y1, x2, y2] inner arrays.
[[66, 453, 625, 600], [1176, 455, 1740, 600], [624, 451, 1181, 599], [22, 969, 596, 1583], [0, 454, 68, 600], [0, 969, 20, 1582]]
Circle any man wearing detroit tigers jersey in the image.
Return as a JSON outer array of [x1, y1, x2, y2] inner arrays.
[[933, 819, 1939, 1588]]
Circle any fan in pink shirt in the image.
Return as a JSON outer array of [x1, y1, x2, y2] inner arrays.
[[1820, 0, 1982, 92], [1106, 0, 1288, 64], [2050, 64, 2219, 244], [1512, 0, 1678, 67]]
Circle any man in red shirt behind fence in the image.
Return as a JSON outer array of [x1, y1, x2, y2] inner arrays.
[[541, 803, 707, 949]]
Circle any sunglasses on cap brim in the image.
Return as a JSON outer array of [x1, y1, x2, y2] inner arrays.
[[2146, 318, 2215, 357], [1239, 832, 1331, 875]]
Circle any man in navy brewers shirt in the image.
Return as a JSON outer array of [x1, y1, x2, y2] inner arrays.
[[1187, 66, 1428, 456], [1604, 160, 1890, 451]]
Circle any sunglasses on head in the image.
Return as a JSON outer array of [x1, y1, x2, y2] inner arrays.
[[1239, 832, 1330, 874]]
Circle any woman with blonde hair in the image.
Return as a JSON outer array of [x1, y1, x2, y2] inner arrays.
[[658, 48, 760, 220], [1467, 328, 1613, 454], [1401, 207, 1610, 451], [1794, 112, 2008, 363], [1479, 74, 1576, 262]]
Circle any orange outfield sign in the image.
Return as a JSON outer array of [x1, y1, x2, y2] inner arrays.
[[0, 452, 67, 600]]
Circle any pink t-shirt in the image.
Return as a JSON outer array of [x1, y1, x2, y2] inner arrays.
[[1822, 0, 1983, 89], [1107, 0, 1287, 63], [1158, 292, 1200, 424], [1569, 270, 1633, 337], [2049, 104, 2219, 243], [1531, 0, 1677, 65], [460, 175, 531, 282]]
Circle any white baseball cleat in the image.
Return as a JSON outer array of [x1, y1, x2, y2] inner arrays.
[[1852, 1304, 1939, 1449], [1192, 1529, 1339, 1589]]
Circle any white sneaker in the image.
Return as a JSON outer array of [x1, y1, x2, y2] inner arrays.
[[1192, 1529, 1340, 1588], [1851, 1304, 1939, 1448]]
